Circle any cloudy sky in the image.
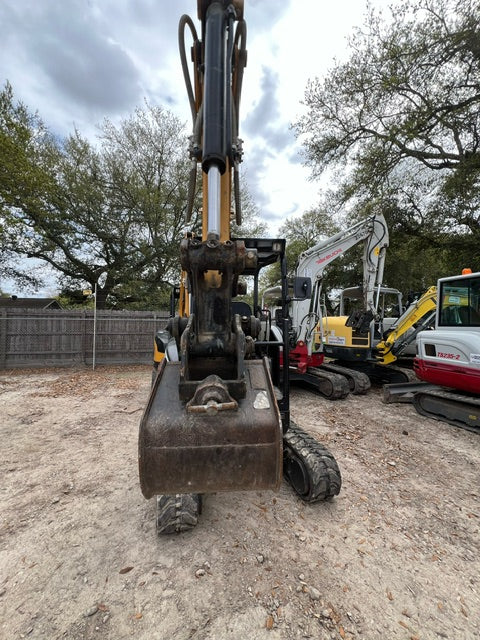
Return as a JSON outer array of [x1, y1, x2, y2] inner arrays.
[[1, 0, 389, 264]]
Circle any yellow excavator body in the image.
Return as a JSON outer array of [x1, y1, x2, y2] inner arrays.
[[321, 316, 370, 353]]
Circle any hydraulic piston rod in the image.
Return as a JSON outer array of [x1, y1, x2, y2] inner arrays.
[[207, 165, 221, 236]]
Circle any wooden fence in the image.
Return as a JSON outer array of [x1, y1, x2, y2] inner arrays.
[[0, 308, 170, 369]]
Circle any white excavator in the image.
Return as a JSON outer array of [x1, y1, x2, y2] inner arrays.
[[383, 269, 480, 432], [263, 213, 399, 398], [412, 269, 480, 431]]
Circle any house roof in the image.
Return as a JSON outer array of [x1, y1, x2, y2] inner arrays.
[[0, 297, 62, 309]]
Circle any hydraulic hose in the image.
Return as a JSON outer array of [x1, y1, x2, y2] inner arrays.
[[233, 19, 246, 140], [178, 14, 199, 126], [232, 18, 247, 225], [179, 14, 201, 224]]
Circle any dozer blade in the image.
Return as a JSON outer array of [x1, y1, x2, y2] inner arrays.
[[139, 358, 283, 498]]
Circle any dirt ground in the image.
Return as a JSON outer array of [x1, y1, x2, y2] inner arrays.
[[0, 365, 479, 640]]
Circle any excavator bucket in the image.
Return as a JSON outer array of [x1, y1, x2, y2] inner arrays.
[[139, 358, 283, 498]]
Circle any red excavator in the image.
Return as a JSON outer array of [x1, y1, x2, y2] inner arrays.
[[138, 0, 341, 533]]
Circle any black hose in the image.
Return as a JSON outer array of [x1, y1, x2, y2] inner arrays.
[[178, 14, 199, 127], [366, 215, 387, 269], [186, 160, 197, 224], [179, 14, 201, 224], [234, 162, 242, 225], [232, 19, 247, 225], [233, 19, 247, 139]]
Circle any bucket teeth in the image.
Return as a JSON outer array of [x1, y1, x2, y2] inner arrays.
[[156, 494, 202, 535]]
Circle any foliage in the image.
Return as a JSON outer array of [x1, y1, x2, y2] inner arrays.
[[0, 81, 50, 291], [56, 289, 94, 309], [0, 84, 201, 308], [0, 82, 268, 308], [295, 0, 480, 282], [231, 176, 268, 239]]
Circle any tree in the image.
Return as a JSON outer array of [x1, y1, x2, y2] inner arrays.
[[0, 85, 201, 308], [231, 175, 268, 239], [1, 83, 268, 308], [0, 81, 53, 291], [295, 0, 480, 283]]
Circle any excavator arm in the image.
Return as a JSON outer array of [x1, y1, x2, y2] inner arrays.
[[374, 286, 437, 365], [139, 1, 284, 499]]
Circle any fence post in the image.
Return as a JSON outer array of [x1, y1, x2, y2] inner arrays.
[[0, 310, 7, 368], [82, 310, 87, 364]]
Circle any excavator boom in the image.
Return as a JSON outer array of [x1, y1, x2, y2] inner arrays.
[[293, 214, 389, 346], [374, 286, 437, 365]]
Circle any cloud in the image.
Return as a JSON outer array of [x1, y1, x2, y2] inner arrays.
[[243, 66, 280, 134], [1, 1, 141, 115], [243, 66, 295, 154], [35, 36, 139, 113], [246, 0, 292, 34]]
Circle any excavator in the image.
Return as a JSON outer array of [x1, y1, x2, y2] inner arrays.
[[383, 269, 480, 431], [318, 243, 416, 384], [138, 0, 341, 534], [285, 211, 413, 388], [262, 214, 391, 398], [409, 269, 480, 431]]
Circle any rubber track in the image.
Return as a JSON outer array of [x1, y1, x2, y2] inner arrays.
[[291, 367, 349, 400], [335, 360, 416, 385], [283, 422, 342, 502], [375, 364, 417, 385], [156, 494, 202, 534], [413, 388, 480, 434], [319, 362, 371, 395]]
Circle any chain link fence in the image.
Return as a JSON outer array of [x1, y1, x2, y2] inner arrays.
[[0, 308, 169, 369]]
